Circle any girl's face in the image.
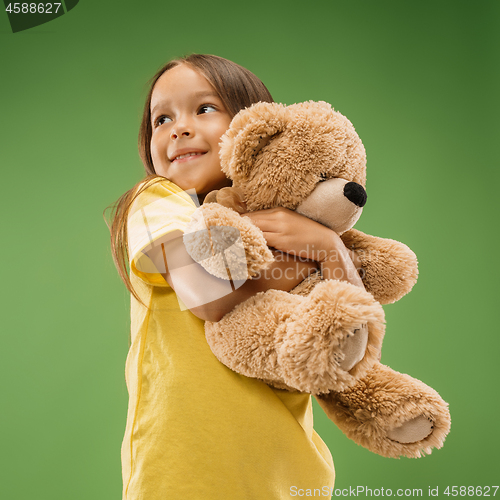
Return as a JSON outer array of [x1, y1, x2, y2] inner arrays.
[[150, 64, 233, 197]]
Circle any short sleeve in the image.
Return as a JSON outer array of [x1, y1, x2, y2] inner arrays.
[[127, 179, 198, 286]]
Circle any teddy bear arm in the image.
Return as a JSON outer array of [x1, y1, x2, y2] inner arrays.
[[183, 203, 274, 281], [341, 229, 418, 304]]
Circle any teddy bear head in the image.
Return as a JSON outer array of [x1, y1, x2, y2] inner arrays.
[[191, 100, 418, 305], [215, 101, 368, 234]]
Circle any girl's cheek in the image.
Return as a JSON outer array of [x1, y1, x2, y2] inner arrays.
[[150, 149, 161, 170]]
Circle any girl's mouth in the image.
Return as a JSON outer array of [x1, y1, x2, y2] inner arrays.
[[171, 152, 207, 163]]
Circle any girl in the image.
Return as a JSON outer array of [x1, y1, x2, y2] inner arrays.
[[108, 54, 364, 500]]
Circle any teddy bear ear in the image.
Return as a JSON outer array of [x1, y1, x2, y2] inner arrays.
[[219, 102, 288, 180], [287, 100, 333, 112]]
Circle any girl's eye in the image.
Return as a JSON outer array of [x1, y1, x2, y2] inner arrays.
[[156, 115, 172, 127], [198, 105, 217, 114]]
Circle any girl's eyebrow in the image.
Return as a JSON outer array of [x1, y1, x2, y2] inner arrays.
[[151, 91, 220, 116], [192, 90, 219, 99]]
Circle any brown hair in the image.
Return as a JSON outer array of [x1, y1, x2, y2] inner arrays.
[[105, 54, 274, 307]]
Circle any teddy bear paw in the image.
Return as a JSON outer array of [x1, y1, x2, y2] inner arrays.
[[183, 203, 274, 280]]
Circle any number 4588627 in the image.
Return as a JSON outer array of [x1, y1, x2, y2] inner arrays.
[[444, 487, 499, 497], [5, 3, 62, 14]]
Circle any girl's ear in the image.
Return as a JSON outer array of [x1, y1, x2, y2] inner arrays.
[[219, 102, 287, 180]]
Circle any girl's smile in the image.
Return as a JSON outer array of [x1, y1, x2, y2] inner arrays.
[[169, 148, 207, 163], [150, 64, 233, 197]]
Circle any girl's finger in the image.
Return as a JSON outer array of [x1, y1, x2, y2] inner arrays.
[[244, 213, 281, 233]]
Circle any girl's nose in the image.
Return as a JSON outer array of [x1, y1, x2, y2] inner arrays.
[[171, 118, 194, 139], [171, 129, 191, 139]]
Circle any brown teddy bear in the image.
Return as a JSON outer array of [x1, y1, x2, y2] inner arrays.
[[183, 101, 451, 458]]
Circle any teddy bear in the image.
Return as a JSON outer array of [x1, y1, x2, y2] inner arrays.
[[183, 100, 451, 458]]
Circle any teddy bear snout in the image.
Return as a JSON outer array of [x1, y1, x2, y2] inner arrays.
[[295, 177, 365, 235], [343, 182, 367, 208]]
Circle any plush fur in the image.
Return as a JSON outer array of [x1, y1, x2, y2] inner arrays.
[[341, 229, 419, 305], [205, 278, 385, 394], [183, 101, 450, 458], [316, 365, 451, 458]]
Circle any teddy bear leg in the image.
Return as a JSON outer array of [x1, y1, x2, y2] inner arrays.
[[315, 363, 451, 458], [278, 279, 385, 394], [204, 289, 306, 389]]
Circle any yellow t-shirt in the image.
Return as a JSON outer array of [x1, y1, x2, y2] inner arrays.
[[121, 178, 335, 499]]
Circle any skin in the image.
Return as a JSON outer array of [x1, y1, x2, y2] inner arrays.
[[150, 64, 233, 200], [244, 207, 364, 287], [147, 64, 363, 321]]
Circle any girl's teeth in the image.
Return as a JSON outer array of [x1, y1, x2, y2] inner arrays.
[[176, 152, 202, 160]]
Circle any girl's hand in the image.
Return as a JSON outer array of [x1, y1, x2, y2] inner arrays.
[[244, 207, 337, 262], [244, 207, 364, 287]]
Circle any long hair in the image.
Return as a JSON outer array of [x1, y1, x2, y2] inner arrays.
[[105, 54, 274, 306]]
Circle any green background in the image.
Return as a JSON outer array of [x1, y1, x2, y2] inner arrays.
[[1, 0, 498, 498]]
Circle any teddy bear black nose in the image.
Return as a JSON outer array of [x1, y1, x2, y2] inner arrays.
[[343, 182, 367, 208]]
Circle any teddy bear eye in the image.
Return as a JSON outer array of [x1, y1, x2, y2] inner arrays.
[[319, 173, 328, 182]]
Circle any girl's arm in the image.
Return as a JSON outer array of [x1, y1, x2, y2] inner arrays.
[[150, 234, 318, 322], [160, 252, 317, 322], [150, 208, 362, 322]]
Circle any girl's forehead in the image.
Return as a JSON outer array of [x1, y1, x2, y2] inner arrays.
[[150, 64, 216, 109]]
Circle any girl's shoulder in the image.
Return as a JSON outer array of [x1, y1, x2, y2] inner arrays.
[[130, 177, 197, 215], [127, 177, 198, 284], [135, 176, 183, 199], [127, 176, 198, 247]]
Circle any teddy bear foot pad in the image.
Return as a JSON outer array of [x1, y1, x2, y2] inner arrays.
[[339, 324, 369, 372], [387, 415, 434, 444]]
